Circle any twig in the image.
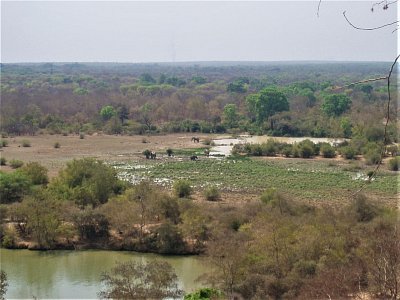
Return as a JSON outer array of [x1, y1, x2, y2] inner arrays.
[[332, 76, 387, 90], [352, 54, 399, 196], [317, 0, 322, 17], [343, 10, 399, 30], [371, 0, 398, 10]]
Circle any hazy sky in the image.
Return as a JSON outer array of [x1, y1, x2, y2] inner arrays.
[[1, 1, 398, 63]]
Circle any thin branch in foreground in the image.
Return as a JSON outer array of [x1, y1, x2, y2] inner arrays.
[[332, 76, 388, 91], [352, 54, 399, 196], [371, 0, 398, 11], [317, 0, 322, 17], [343, 10, 399, 30]]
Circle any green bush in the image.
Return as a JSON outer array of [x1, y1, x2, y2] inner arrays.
[[388, 157, 400, 171], [320, 143, 336, 158], [173, 180, 192, 198], [9, 160, 24, 169], [2, 228, 17, 248], [143, 149, 151, 159], [79, 133, 85, 139], [260, 188, 279, 205], [261, 139, 277, 156], [340, 146, 356, 159], [156, 222, 186, 254], [250, 144, 263, 156], [294, 260, 317, 277], [73, 209, 109, 240], [18, 162, 49, 185], [386, 144, 399, 157], [282, 145, 293, 157], [365, 126, 384, 142], [350, 194, 379, 222], [292, 145, 300, 158], [0, 158, 6, 166], [0, 140, 8, 148], [184, 288, 223, 300], [298, 140, 315, 158], [166, 148, 173, 157], [364, 148, 381, 165], [204, 186, 220, 201], [51, 158, 125, 207], [21, 140, 31, 147]]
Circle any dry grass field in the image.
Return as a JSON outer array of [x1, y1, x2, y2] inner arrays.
[[0, 133, 216, 177]]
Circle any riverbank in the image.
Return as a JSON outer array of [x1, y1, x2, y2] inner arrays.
[[3, 223, 203, 254]]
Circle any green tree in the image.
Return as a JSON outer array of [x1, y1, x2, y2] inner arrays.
[[340, 117, 352, 138], [223, 104, 238, 128], [227, 81, 247, 93], [204, 231, 249, 298], [140, 103, 153, 131], [246, 87, 289, 129], [156, 222, 186, 254], [360, 84, 373, 99], [321, 94, 351, 117], [100, 196, 139, 236], [129, 182, 158, 240], [116, 104, 129, 124], [0, 171, 31, 204], [50, 158, 124, 207], [139, 73, 156, 85], [192, 76, 207, 84], [98, 260, 183, 299], [25, 191, 62, 249], [73, 208, 109, 241], [100, 105, 116, 121]]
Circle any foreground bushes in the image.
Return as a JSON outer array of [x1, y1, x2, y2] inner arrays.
[[1, 166, 399, 299], [173, 180, 192, 198]]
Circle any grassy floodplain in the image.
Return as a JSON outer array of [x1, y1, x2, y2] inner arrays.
[[114, 154, 398, 203]]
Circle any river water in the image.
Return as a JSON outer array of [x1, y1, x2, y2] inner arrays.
[[1, 249, 208, 299]]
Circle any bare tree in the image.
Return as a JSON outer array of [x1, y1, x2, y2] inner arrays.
[[98, 260, 183, 300]]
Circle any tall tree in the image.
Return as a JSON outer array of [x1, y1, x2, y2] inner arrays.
[[100, 105, 116, 121], [223, 104, 239, 128], [321, 94, 351, 117], [246, 87, 289, 129]]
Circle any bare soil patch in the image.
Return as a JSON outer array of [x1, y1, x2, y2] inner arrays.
[[0, 133, 221, 177]]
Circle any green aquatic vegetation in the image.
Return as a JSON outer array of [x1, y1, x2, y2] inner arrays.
[[114, 158, 397, 201]]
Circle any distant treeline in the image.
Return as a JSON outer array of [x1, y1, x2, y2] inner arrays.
[[0, 62, 397, 142]]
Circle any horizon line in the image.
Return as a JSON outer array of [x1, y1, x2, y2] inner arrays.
[[1, 59, 395, 65]]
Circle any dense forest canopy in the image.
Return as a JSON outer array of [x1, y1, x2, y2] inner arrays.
[[1, 62, 397, 140]]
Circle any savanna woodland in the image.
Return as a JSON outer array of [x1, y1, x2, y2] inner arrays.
[[0, 60, 398, 299]]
